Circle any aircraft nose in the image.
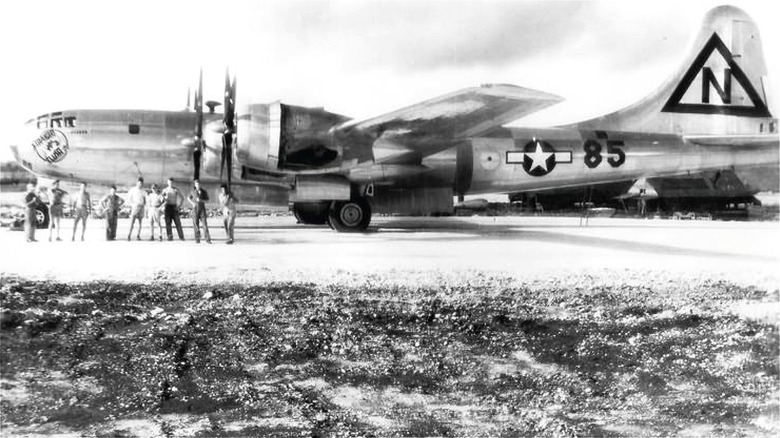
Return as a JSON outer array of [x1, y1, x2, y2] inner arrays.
[[18, 114, 72, 166]]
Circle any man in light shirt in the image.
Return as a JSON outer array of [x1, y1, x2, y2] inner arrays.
[[71, 182, 91, 241], [146, 184, 165, 241], [162, 177, 185, 241], [126, 177, 147, 241]]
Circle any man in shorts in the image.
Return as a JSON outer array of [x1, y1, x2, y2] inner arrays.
[[47, 179, 68, 241], [71, 182, 91, 241], [126, 177, 147, 240], [219, 184, 238, 244], [147, 184, 165, 241]]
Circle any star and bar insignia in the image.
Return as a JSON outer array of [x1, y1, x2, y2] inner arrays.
[[506, 139, 572, 177]]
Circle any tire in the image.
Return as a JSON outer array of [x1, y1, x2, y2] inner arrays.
[[328, 198, 371, 232], [292, 202, 330, 225], [35, 204, 50, 229]]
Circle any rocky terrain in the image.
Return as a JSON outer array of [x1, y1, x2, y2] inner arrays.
[[1, 275, 778, 437]]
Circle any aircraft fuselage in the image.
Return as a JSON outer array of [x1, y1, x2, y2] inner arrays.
[[11, 109, 778, 208]]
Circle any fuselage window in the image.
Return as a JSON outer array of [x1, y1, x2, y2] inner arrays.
[[36, 113, 77, 129], [129, 124, 140, 134]]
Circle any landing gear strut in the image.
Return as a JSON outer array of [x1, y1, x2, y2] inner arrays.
[[328, 197, 371, 232]]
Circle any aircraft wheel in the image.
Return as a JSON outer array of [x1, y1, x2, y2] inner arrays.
[[35, 204, 50, 229], [292, 202, 330, 225], [328, 198, 371, 232]]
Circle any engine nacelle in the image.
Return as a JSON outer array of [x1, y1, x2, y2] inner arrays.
[[237, 102, 350, 172]]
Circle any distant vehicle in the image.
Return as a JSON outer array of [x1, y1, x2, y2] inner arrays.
[[9, 6, 778, 232], [671, 212, 697, 220]]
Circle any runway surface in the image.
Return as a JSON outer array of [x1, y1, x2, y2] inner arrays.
[[3, 215, 779, 436], [2, 215, 778, 290]]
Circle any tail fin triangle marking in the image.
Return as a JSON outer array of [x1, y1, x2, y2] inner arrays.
[[661, 32, 770, 118]]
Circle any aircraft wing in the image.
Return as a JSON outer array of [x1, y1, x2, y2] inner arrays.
[[335, 84, 563, 157], [684, 134, 780, 148]]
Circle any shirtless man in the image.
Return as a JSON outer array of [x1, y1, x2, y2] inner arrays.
[[71, 182, 91, 241]]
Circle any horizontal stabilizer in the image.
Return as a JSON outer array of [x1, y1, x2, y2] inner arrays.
[[337, 84, 562, 143]]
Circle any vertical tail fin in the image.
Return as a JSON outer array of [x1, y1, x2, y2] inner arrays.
[[577, 5, 775, 136]]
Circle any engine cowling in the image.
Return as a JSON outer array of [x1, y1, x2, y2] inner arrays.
[[237, 102, 350, 172]]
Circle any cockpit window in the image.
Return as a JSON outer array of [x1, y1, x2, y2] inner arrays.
[[35, 112, 76, 129]]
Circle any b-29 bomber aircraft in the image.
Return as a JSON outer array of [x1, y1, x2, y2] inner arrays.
[[10, 5, 779, 232]]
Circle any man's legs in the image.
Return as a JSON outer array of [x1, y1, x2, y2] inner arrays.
[[192, 211, 201, 243], [25, 210, 36, 242], [196, 207, 210, 243], [110, 213, 118, 240], [72, 215, 80, 241], [132, 209, 143, 239], [172, 209, 184, 240], [81, 214, 87, 241], [127, 217, 135, 240], [54, 216, 61, 240], [164, 206, 174, 240], [105, 214, 112, 240], [226, 212, 235, 243]]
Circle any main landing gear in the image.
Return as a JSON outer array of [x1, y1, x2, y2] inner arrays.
[[328, 198, 371, 232], [292, 197, 372, 232]]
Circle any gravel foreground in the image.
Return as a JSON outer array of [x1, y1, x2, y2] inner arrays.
[[1, 275, 778, 437]]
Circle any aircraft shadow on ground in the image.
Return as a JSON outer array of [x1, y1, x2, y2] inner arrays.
[[231, 218, 770, 261], [372, 218, 770, 261]]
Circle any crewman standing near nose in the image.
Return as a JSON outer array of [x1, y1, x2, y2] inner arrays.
[[47, 179, 68, 241], [71, 182, 91, 241], [188, 179, 211, 244], [22, 182, 41, 242], [162, 177, 185, 241], [99, 185, 124, 241], [126, 177, 147, 240], [146, 184, 165, 241]]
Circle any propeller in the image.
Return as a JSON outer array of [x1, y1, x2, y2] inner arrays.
[[221, 68, 237, 191], [193, 69, 204, 181]]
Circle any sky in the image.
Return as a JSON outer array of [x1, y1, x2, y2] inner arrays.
[[0, 0, 778, 163]]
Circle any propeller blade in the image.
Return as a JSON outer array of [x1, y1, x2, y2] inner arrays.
[[193, 69, 204, 180], [220, 134, 227, 180], [221, 68, 237, 191]]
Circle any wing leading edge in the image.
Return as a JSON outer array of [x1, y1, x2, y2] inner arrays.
[[335, 84, 563, 157]]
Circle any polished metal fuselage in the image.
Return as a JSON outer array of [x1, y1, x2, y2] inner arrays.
[[11, 109, 779, 207]]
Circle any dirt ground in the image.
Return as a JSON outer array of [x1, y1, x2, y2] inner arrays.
[[1, 274, 777, 437]]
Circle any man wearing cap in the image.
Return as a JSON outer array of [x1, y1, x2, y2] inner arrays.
[[47, 179, 68, 241]]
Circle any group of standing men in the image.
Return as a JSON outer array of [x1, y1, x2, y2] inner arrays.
[[22, 178, 238, 244]]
